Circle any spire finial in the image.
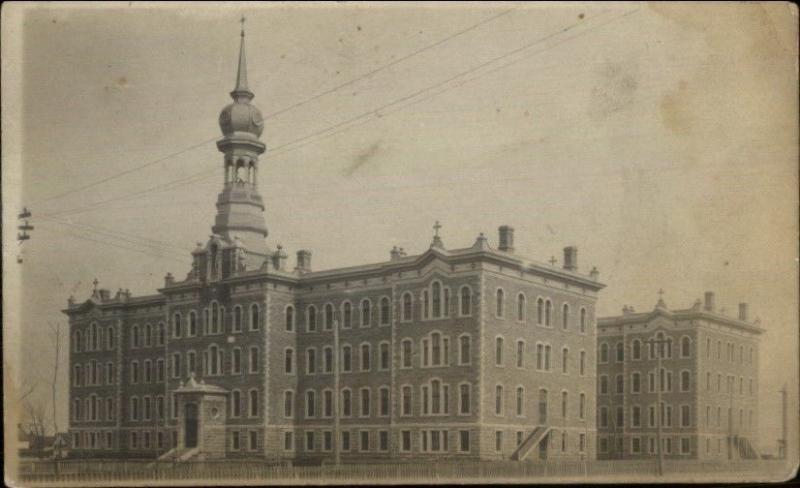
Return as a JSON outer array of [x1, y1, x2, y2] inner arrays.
[[92, 278, 99, 292], [231, 16, 253, 102]]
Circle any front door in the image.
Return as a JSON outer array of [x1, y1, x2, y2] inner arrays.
[[184, 403, 198, 448]]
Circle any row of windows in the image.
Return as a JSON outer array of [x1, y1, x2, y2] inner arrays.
[[72, 430, 117, 449], [127, 395, 167, 421], [703, 405, 755, 429], [494, 338, 588, 375], [497, 430, 587, 454], [282, 382, 472, 419], [600, 369, 692, 395], [494, 387, 588, 420], [286, 429, 472, 454], [171, 303, 261, 339], [602, 436, 692, 455], [705, 338, 755, 365], [494, 289, 589, 332], [599, 334, 692, 363], [73, 324, 117, 353], [704, 372, 755, 395], [73, 361, 122, 387], [617, 404, 692, 429], [72, 396, 116, 422], [168, 345, 260, 378], [168, 390, 260, 420]]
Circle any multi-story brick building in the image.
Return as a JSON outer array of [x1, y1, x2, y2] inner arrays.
[[596, 292, 762, 461], [63, 30, 605, 462]]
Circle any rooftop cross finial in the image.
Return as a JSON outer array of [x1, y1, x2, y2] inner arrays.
[[92, 278, 99, 292], [231, 15, 253, 101], [657, 288, 665, 298], [433, 220, 442, 237], [549, 256, 557, 266]]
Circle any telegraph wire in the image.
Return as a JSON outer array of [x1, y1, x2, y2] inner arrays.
[[39, 215, 189, 254], [41, 9, 623, 220], [28, 9, 516, 209]]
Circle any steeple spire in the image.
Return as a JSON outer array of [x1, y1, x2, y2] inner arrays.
[[231, 15, 254, 102]]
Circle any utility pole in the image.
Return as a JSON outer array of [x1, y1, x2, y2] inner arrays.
[[17, 207, 33, 263], [645, 337, 669, 476], [333, 311, 341, 466]]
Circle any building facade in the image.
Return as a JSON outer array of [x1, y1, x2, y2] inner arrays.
[[63, 30, 605, 462], [596, 293, 762, 461]]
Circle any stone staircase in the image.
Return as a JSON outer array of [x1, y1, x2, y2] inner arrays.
[[151, 447, 200, 464], [734, 436, 759, 460], [510, 426, 551, 461]]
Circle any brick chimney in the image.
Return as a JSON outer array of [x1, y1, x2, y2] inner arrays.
[[498, 226, 515, 252], [738, 303, 748, 322], [704, 291, 715, 312], [296, 250, 312, 273], [390, 246, 402, 260], [563, 246, 578, 271]]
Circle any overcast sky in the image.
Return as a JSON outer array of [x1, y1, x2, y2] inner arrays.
[[3, 2, 797, 455]]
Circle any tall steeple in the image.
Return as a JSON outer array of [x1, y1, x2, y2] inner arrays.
[[212, 18, 269, 262]]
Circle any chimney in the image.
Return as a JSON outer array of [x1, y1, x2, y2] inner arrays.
[[272, 245, 288, 270], [296, 250, 312, 273], [738, 303, 748, 322], [399, 247, 407, 257], [563, 246, 578, 271], [589, 266, 599, 281], [390, 246, 402, 261], [164, 272, 174, 287], [98, 289, 111, 301], [704, 291, 715, 312], [498, 226, 515, 253]]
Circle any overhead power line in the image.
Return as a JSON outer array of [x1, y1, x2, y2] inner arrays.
[[29, 9, 515, 209], [42, 9, 630, 221]]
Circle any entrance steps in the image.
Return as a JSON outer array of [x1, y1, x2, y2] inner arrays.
[[510, 426, 551, 461], [154, 447, 200, 463], [734, 436, 759, 460]]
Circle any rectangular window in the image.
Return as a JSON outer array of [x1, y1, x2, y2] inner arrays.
[[361, 344, 371, 371], [379, 431, 389, 452], [401, 431, 411, 452], [305, 431, 314, 451], [360, 431, 370, 451], [380, 388, 390, 417], [380, 343, 390, 370], [284, 432, 293, 451], [323, 431, 333, 452], [681, 437, 690, 454], [232, 349, 242, 374], [495, 431, 503, 452], [232, 431, 240, 450], [401, 386, 412, 416], [249, 431, 258, 451], [631, 437, 640, 454], [250, 347, 259, 373], [579, 351, 586, 376], [459, 430, 470, 452], [342, 431, 351, 452]]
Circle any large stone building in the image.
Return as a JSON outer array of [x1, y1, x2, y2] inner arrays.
[[63, 30, 605, 462], [596, 292, 762, 461]]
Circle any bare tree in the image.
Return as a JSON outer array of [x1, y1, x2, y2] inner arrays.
[[22, 399, 49, 455]]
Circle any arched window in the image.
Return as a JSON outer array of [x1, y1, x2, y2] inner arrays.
[[144, 324, 153, 347], [600, 343, 609, 363], [77, 330, 86, 353], [206, 345, 223, 376], [323, 346, 333, 373], [361, 299, 371, 327], [517, 294, 526, 321], [459, 383, 471, 414], [545, 344, 552, 371], [459, 335, 471, 365], [600, 375, 609, 394], [172, 313, 182, 338], [342, 345, 352, 372], [422, 290, 429, 319], [516, 340, 525, 368], [432, 282, 442, 318], [580, 308, 587, 333], [632, 339, 641, 360], [460, 286, 472, 316], [284, 348, 294, 374], [496, 289, 504, 317], [90, 323, 99, 351], [188, 311, 197, 336], [156, 323, 165, 346], [616, 374, 624, 394], [495, 385, 504, 415], [306, 348, 317, 374], [131, 325, 140, 348], [233, 306, 243, 332], [231, 390, 241, 417], [342, 302, 352, 329], [681, 371, 691, 392], [107, 327, 115, 350], [495, 337, 504, 366], [360, 387, 371, 417], [380, 297, 390, 325], [283, 390, 293, 418], [249, 346, 260, 373], [285, 306, 294, 332], [360, 343, 371, 371], [545, 300, 552, 326], [307, 305, 317, 332], [401, 339, 413, 368], [431, 333, 442, 365], [249, 389, 259, 417], [324, 304, 334, 331], [516, 387, 525, 416], [616, 342, 624, 362], [402, 293, 413, 321], [681, 336, 691, 358], [537, 298, 544, 325], [562, 347, 569, 374], [210, 302, 220, 334], [342, 389, 352, 417], [562, 304, 569, 329], [536, 343, 544, 370], [250, 304, 260, 331]]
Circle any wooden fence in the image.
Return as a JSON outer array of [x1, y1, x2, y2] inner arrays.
[[15, 458, 789, 484]]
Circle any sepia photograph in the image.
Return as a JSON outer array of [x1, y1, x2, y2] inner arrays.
[[2, 1, 798, 485]]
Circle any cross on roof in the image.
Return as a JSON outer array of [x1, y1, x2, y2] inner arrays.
[[433, 220, 442, 237], [657, 288, 665, 298], [93, 278, 99, 291], [549, 256, 557, 266]]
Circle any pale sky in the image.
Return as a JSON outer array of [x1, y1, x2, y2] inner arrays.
[[3, 2, 797, 458]]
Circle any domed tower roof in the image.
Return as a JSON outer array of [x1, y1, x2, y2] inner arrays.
[[218, 24, 264, 141]]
